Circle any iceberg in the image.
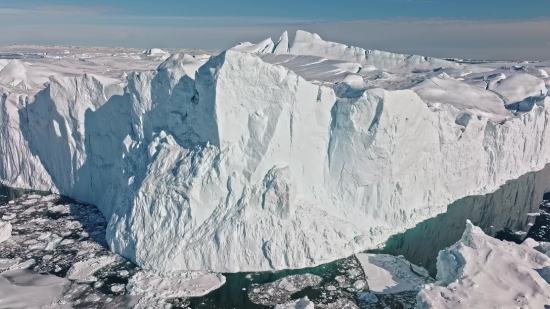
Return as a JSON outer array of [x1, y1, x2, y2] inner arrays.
[[0, 31, 549, 272], [417, 221, 550, 308]]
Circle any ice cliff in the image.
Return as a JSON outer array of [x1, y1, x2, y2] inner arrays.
[[1, 31, 549, 272]]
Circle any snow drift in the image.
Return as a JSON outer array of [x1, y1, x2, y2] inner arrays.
[[1, 31, 550, 272]]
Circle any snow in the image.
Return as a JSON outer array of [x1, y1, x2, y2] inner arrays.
[[1, 31, 550, 273], [417, 221, 550, 308], [355, 253, 432, 294], [0, 221, 11, 242], [274, 296, 315, 309]]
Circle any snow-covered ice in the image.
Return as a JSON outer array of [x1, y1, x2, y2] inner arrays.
[[0, 30, 549, 273], [417, 221, 550, 308]]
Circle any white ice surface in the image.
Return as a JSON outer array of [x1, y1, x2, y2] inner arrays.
[[1, 31, 550, 273], [417, 221, 550, 308], [355, 253, 431, 294]]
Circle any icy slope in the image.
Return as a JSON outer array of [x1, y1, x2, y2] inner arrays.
[[0, 34, 550, 273], [417, 221, 550, 308]]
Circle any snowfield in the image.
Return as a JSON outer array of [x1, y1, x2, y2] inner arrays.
[[0, 31, 549, 273]]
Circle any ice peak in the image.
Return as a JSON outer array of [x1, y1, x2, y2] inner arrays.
[[273, 31, 290, 54], [230, 38, 275, 53], [0, 60, 33, 87]]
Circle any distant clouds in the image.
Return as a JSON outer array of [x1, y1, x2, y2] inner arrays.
[[0, 5, 550, 60]]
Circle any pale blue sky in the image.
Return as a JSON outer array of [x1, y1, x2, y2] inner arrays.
[[1, 0, 550, 60]]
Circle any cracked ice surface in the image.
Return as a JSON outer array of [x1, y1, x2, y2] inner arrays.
[[1, 30, 550, 273]]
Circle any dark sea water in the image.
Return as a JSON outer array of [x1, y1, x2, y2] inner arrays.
[[2, 164, 550, 308]]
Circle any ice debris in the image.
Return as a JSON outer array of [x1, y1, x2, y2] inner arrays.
[[248, 274, 322, 306]]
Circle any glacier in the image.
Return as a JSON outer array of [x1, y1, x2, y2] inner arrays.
[[0, 31, 549, 273]]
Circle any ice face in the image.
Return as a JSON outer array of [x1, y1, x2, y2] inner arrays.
[[1, 31, 550, 273]]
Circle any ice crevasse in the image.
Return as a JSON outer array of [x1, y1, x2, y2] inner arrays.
[[1, 31, 550, 272]]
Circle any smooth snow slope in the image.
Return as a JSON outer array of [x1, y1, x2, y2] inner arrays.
[[0, 31, 550, 272]]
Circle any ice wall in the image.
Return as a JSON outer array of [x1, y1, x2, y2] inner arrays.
[[1, 38, 550, 272]]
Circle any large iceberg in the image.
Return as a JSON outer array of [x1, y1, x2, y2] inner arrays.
[[0, 31, 549, 272]]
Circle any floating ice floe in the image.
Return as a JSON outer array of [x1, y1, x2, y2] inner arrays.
[[355, 253, 432, 294]]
